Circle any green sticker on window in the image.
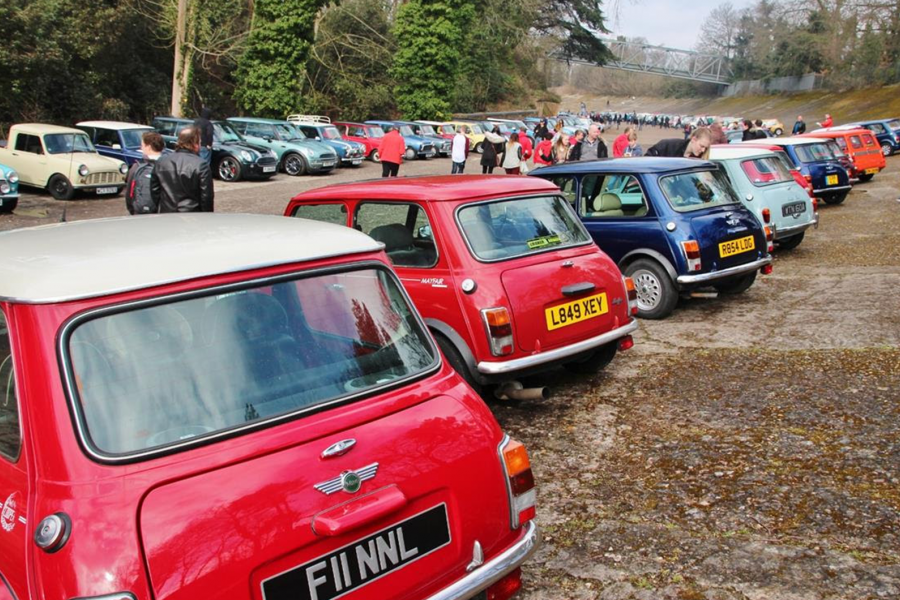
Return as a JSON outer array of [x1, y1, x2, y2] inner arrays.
[[527, 235, 562, 249]]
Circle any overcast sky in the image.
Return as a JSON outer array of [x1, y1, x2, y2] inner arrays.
[[607, 0, 755, 51]]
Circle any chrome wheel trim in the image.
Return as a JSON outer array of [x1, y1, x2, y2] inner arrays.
[[633, 270, 663, 311], [882, 143, 891, 157], [218, 157, 240, 181], [284, 154, 303, 176]]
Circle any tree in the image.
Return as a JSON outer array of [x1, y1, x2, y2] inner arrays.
[[697, 3, 739, 59], [533, 0, 613, 63]]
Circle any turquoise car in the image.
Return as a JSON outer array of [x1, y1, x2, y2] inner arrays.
[[709, 146, 817, 250], [0, 163, 19, 213], [228, 117, 338, 175]]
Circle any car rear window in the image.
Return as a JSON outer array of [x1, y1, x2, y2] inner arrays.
[[795, 143, 835, 163], [741, 157, 793, 186], [888, 119, 900, 130], [65, 267, 437, 459], [861, 134, 877, 147], [850, 136, 863, 149], [457, 195, 591, 261], [659, 169, 740, 212]]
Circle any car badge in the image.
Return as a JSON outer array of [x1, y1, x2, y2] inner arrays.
[[611, 297, 623, 306], [725, 215, 741, 226], [314, 463, 379, 495], [321, 438, 356, 459]]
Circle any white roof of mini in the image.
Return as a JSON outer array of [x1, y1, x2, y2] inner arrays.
[[709, 147, 774, 160], [0, 214, 383, 304], [13, 123, 87, 135], [76, 121, 154, 130], [744, 137, 828, 146]]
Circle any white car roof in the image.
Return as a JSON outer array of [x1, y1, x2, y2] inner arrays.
[[415, 120, 443, 126], [709, 147, 774, 160], [76, 121, 153, 130], [0, 214, 383, 304], [741, 137, 828, 146]]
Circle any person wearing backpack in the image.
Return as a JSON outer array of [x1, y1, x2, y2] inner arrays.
[[126, 131, 165, 215]]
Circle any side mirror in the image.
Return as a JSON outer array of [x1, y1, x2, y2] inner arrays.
[[418, 225, 432, 240], [315, 136, 321, 141]]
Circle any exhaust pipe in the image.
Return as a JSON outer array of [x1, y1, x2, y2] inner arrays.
[[494, 381, 550, 402]]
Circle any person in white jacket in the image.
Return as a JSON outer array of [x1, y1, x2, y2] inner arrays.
[[500, 133, 523, 175], [450, 125, 469, 174]]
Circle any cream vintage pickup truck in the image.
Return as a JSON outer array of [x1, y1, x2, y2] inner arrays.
[[0, 123, 127, 200]]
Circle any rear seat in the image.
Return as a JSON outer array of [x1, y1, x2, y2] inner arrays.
[[369, 223, 436, 267]]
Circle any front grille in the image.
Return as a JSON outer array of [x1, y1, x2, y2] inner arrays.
[[85, 172, 121, 185], [257, 156, 277, 166], [422, 144, 434, 152]]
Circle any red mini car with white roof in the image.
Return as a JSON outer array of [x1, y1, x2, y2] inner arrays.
[[285, 176, 639, 398], [0, 214, 538, 600]]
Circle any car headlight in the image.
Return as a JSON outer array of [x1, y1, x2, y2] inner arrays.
[[78, 164, 89, 177], [0, 181, 9, 195], [119, 163, 128, 175], [240, 150, 254, 162], [7, 171, 18, 184]]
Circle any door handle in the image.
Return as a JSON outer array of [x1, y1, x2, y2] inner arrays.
[[313, 485, 408, 537], [562, 282, 596, 297]]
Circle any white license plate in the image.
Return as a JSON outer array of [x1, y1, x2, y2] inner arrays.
[[351, 159, 362, 165], [96, 187, 118, 195], [263, 166, 276, 173], [323, 161, 335, 167]]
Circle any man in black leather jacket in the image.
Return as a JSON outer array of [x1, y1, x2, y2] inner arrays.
[[150, 127, 214, 213]]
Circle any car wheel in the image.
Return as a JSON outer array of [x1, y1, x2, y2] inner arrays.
[[474, 142, 484, 154], [563, 342, 617, 375], [881, 142, 892, 157], [624, 258, 678, 320], [217, 156, 242, 182], [774, 128, 783, 136], [0, 198, 17, 214], [369, 149, 381, 163], [434, 334, 482, 395], [404, 147, 416, 161], [282, 153, 307, 176], [823, 190, 847, 205], [857, 173, 874, 183], [48, 174, 75, 200], [714, 270, 757, 295], [775, 231, 804, 251]]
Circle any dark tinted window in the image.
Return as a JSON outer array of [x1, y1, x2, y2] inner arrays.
[[0, 311, 21, 461], [94, 128, 121, 147], [14, 134, 42, 155]]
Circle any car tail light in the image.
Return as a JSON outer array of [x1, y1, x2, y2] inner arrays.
[[486, 567, 523, 600], [761, 208, 771, 224], [623, 276, 638, 316], [680, 240, 701, 272], [811, 197, 818, 212], [804, 174, 812, 183], [764, 226, 774, 253], [762, 263, 773, 275], [482, 308, 513, 356], [618, 335, 634, 351], [499, 437, 536, 528]]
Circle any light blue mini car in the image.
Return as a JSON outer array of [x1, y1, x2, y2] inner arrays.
[[228, 117, 338, 175], [709, 146, 817, 250], [0, 163, 19, 213]]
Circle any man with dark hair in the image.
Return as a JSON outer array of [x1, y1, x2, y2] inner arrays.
[[125, 131, 166, 215], [194, 107, 214, 163], [150, 127, 214, 213], [792, 116, 806, 135], [646, 128, 712, 159]]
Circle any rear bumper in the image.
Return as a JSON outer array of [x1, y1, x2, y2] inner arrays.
[[476, 319, 639, 376], [812, 184, 851, 194], [426, 522, 540, 600], [774, 216, 817, 239], [677, 256, 772, 286]]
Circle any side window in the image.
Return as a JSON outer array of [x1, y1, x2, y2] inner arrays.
[[291, 203, 348, 226], [14, 134, 42, 155], [355, 203, 438, 268], [0, 311, 21, 461], [230, 121, 248, 134], [871, 123, 886, 134], [94, 128, 120, 148], [248, 124, 273, 138], [350, 126, 366, 137], [581, 174, 648, 218], [153, 120, 175, 136], [551, 176, 577, 210], [300, 126, 318, 139]]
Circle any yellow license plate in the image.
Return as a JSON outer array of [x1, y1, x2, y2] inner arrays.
[[719, 235, 755, 258], [865, 168, 879, 175], [826, 174, 839, 185], [545, 293, 608, 331]]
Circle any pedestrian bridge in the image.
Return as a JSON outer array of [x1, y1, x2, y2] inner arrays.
[[554, 38, 732, 85]]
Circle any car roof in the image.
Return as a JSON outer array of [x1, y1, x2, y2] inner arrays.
[[153, 116, 191, 123], [808, 126, 870, 135], [228, 117, 291, 125], [709, 147, 773, 160], [533, 157, 716, 176], [0, 214, 382, 304], [14, 123, 89, 135], [415, 120, 442, 125], [292, 175, 559, 203], [76, 121, 153, 130], [741, 137, 828, 146], [334, 121, 373, 127]]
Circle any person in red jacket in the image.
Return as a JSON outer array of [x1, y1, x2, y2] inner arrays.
[[818, 114, 834, 128], [378, 126, 406, 177], [532, 132, 554, 167], [612, 126, 633, 157]]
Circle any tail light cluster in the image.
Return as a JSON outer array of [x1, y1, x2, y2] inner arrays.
[[680, 240, 701, 272], [482, 308, 513, 356], [811, 197, 818, 213], [761, 207, 771, 224], [623, 276, 638, 316], [764, 226, 774, 253], [499, 437, 536, 528], [486, 568, 523, 600]]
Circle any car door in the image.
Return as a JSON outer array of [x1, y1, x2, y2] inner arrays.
[[10, 133, 47, 186]]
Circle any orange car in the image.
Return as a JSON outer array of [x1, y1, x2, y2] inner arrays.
[[802, 126, 886, 182]]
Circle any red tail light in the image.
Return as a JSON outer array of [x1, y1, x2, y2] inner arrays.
[[486, 568, 523, 600], [623, 277, 638, 316], [500, 438, 536, 528], [482, 308, 513, 356], [618, 335, 634, 351], [764, 226, 774, 253], [762, 264, 773, 275], [761, 208, 771, 224], [680, 240, 702, 272], [804, 174, 812, 183]]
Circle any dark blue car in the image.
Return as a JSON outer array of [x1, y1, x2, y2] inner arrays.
[[849, 118, 900, 156], [752, 138, 851, 205], [76, 120, 164, 166], [531, 158, 772, 319]]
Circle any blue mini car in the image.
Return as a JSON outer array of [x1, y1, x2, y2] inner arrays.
[[0, 162, 19, 213], [288, 118, 366, 167], [76, 121, 163, 166], [746, 138, 852, 205], [849, 118, 900, 156], [532, 158, 773, 319], [365, 120, 435, 160], [398, 121, 451, 157]]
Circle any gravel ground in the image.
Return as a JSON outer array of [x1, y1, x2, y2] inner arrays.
[[3, 128, 898, 599]]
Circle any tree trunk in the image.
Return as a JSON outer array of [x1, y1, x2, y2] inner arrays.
[[171, 0, 188, 116]]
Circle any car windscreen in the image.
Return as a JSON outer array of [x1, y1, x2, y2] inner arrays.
[[439, 125, 455, 134], [457, 195, 591, 261], [794, 143, 834, 163], [121, 128, 153, 149], [323, 127, 342, 140], [213, 122, 243, 143], [659, 169, 740, 213], [368, 127, 385, 138], [418, 125, 436, 136], [44, 133, 95, 154], [276, 124, 300, 139], [65, 267, 437, 459], [888, 119, 900, 130], [741, 157, 793, 187], [469, 124, 484, 134], [398, 125, 414, 137]]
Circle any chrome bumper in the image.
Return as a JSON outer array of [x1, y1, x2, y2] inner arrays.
[[426, 522, 540, 600], [774, 217, 817, 239], [677, 256, 772, 285], [812, 185, 851, 194], [476, 319, 639, 376]]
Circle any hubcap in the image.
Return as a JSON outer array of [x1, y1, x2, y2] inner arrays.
[[219, 159, 238, 181], [882, 144, 891, 157], [633, 270, 662, 310], [285, 156, 301, 175]]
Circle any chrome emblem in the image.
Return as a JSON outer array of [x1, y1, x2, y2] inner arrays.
[[314, 463, 379, 495], [321, 438, 356, 459], [725, 214, 741, 226], [611, 297, 623, 306], [561, 260, 574, 268]]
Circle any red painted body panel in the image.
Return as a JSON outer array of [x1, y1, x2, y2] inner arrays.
[[799, 129, 886, 177], [334, 122, 382, 159]]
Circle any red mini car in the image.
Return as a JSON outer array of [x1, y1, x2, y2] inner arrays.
[[0, 214, 538, 600], [285, 176, 639, 397], [334, 121, 387, 162]]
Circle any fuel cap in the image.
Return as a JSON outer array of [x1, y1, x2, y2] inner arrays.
[[34, 512, 71, 553]]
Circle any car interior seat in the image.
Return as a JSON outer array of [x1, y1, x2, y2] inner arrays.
[[369, 223, 435, 267], [592, 192, 625, 217]]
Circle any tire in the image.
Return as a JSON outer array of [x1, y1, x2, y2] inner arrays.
[[563, 342, 617, 375], [714, 270, 757, 295], [0, 198, 18, 214], [624, 258, 678, 320], [857, 173, 874, 183], [434, 334, 482, 395], [474, 142, 483, 154], [775, 231, 805, 251], [217, 156, 242, 182], [369, 149, 381, 163], [881, 142, 892, 157], [282, 153, 307, 176], [823, 190, 847, 205], [48, 174, 75, 200], [404, 147, 416, 161], [774, 128, 783, 136]]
